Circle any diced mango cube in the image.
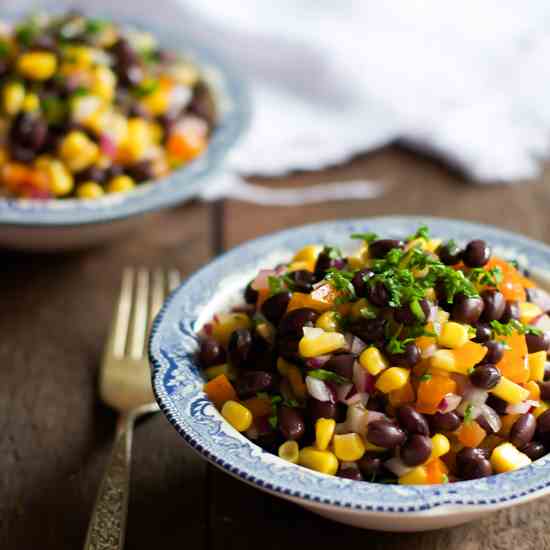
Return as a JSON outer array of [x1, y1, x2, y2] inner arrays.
[[528, 351, 546, 382], [438, 322, 470, 349], [490, 442, 531, 473], [490, 376, 530, 404]]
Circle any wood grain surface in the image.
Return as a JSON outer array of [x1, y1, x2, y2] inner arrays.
[[3, 145, 550, 550]]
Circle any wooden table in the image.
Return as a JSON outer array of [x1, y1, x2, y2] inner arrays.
[[4, 146, 550, 549]]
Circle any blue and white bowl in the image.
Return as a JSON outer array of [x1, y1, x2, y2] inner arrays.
[[0, 16, 249, 251], [150, 216, 550, 531]]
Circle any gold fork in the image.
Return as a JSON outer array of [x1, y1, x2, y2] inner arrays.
[[83, 267, 180, 550]]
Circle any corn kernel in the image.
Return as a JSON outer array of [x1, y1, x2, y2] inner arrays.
[[63, 45, 94, 68], [359, 347, 388, 376], [315, 311, 340, 332], [425, 239, 442, 253], [211, 313, 251, 345], [333, 433, 366, 461], [107, 175, 136, 194], [221, 400, 253, 432], [299, 331, 346, 357], [429, 433, 450, 460], [519, 302, 543, 324], [120, 117, 153, 162], [533, 401, 550, 418], [526, 380, 541, 401], [91, 65, 117, 101], [490, 376, 530, 404], [528, 351, 546, 382], [141, 81, 170, 116], [375, 367, 410, 393], [3, 81, 25, 116], [298, 447, 339, 475], [490, 442, 531, 473], [399, 465, 428, 485], [315, 418, 336, 451], [59, 131, 99, 172], [430, 349, 461, 373], [292, 244, 322, 264], [22, 93, 39, 113], [77, 181, 104, 199], [438, 322, 469, 349], [278, 441, 299, 464], [204, 364, 237, 381], [17, 52, 57, 80], [41, 159, 74, 196], [287, 260, 314, 272]]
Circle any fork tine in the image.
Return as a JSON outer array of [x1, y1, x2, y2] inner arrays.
[[168, 269, 181, 292], [107, 267, 135, 359], [128, 268, 150, 359], [148, 268, 166, 333]]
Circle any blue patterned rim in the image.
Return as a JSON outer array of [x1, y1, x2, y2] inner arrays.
[[0, 12, 250, 227], [150, 216, 550, 513]]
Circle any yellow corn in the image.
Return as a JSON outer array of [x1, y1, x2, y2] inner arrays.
[[399, 465, 429, 485], [299, 331, 346, 357], [278, 440, 300, 464], [292, 244, 322, 264], [63, 45, 94, 68], [490, 442, 531, 474], [425, 239, 442, 253], [141, 81, 170, 116], [17, 52, 57, 80], [430, 349, 464, 374], [91, 65, 117, 101], [120, 117, 153, 162], [77, 181, 104, 199], [315, 418, 336, 451], [375, 367, 410, 393], [533, 401, 550, 418], [298, 447, 339, 475], [333, 433, 366, 461], [519, 302, 543, 324], [438, 322, 470, 349], [2, 81, 25, 116], [59, 131, 99, 172], [221, 400, 253, 432], [528, 351, 546, 382], [429, 433, 450, 461], [22, 93, 39, 113], [38, 159, 74, 196], [287, 260, 314, 273], [316, 311, 340, 332], [107, 175, 135, 194], [347, 243, 369, 269], [211, 313, 251, 345], [204, 364, 237, 381], [490, 376, 530, 404], [359, 346, 388, 376]]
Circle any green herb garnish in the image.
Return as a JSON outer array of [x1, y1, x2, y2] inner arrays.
[[308, 369, 350, 385], [407, 225, 430, 242], [134, 79, 159, 98], [420, 373, 432, 382], [351, 232, 378, 244], [85, 18, 107, 34], [469, 266, 503, 287], [463, 403, 474, 424], [325, 269, 356, 303]]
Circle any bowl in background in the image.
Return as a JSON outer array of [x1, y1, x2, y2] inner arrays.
[[149, 216, 550, 532]]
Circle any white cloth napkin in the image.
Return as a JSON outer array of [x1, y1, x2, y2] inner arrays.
[[8, 0, 550, 204]]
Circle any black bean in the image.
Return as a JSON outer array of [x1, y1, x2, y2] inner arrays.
[[278, 308, 318, 339], [188, 82, 217, 128], [526, 332, 550, 354], [244, 281, 259, 304], [287, 270, 316, 293], [235, 371, 273, 398], [473, 323, 492, 343], [521, 441, 546, 461], [545, 362, 550, 381], [484, 341, 504, 364], [456, 447, 493, 480], [127, 160, 155, 182], [199, 337, 226, 367], [437, 241, 463, 265], [480, 290, 506, 322], [510, 413, 536, 449], [261, 291, 291, 324], [451, 294, 484, 324], [314, 249, 344, 279], [276, 336, 301, 362], [500, 300, 520, 323], [396, 405, 430, 435], [366, 420, 406, 449], [463, 240, 491, 268], [278, 406, 305, 441], [324, 354, 355, 381], [539, 381, 550, 402], [75, 165, 107, 184], [401, 434, 433, 466], [351, 269, 374, 297], [368, 239, 404, 259], [366, 393, 386, 413], [470, 364, 501, 389], [228, 329, 252, 367], [394, 299, 431, 325], [9, 113, 48, 152], [308, 398, 337, 423], [476, 414, 497, 435], [366, 282, 390, 307], [486, 394, 509, 415], [338, 468, 363, 481], [350, 317, 386, 345], [430, 411, 461, 433], [536, 410, 550, 439], [9, 146, 35, 163], [387, 342, 421, 368], [106, 164, 124, 179], [358, 456, 383, 477]]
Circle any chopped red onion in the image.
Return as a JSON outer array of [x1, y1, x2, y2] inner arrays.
[[427, 304, 438, 322], [306, 376, 333, 402], [451, 373, 470, 395], [347, 404, 369, 436], [438, 393, 462, 413], [527, 289, 550, 314], [353, 361, 374, 393], [385, 457, 413, 478], [203, 323, 213, 336], [303, 326, 324, 339], [365, 410, 388, 424], [333, 259, 347, 270], [99, 133, 117, 158], [421, 344, 437, 359], [336, 382, 354, 403], [479, 404, 502, 433], [506, 400, 539, 414], [306, 355, 332, 369], [456, 400, 481, 419], [350, 335, 368, 355], [251, 269, 278, 291], [463, 386, 488, 406], [345, 392, 369, 406]]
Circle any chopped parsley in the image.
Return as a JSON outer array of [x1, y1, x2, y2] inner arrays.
[[441, 474, 449, 484], [407, 224, 430, 242], [134, 79, 159, 98], [267, 273, 294, 295], [325, 269, 356, 303], [323, 245, 342, 260], [85, 18, 107, 34], [463, 403, 474, 424], [420, 373, 432, 382], [308, 368, 350, 385], [360, 306, 377, 320], [0, 41, 10, 58], [351, 232, 378, 244], [469, 266, 503, 287], [490, 319, 542, 337]]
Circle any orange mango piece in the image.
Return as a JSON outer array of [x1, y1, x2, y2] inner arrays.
[[425, 457, 449, 484], [457, 420, 486, 448], [499, 414, 520, 437], [453, 341, 487, 372], [287, 292, 333, 313], [204, 374, 238, 409], [416, 375, 457, 414], [526, 380, 541, 401], [497, 332, 529, 384], [389, 381, 416, 408], [484, 257, 528, 302]]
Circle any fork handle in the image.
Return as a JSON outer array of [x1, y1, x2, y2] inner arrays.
[[83, 414, 134, 550]]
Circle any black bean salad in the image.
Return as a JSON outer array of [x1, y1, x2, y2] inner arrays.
[[0, 12, 215, 199], [200, 226, 550, 484]]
